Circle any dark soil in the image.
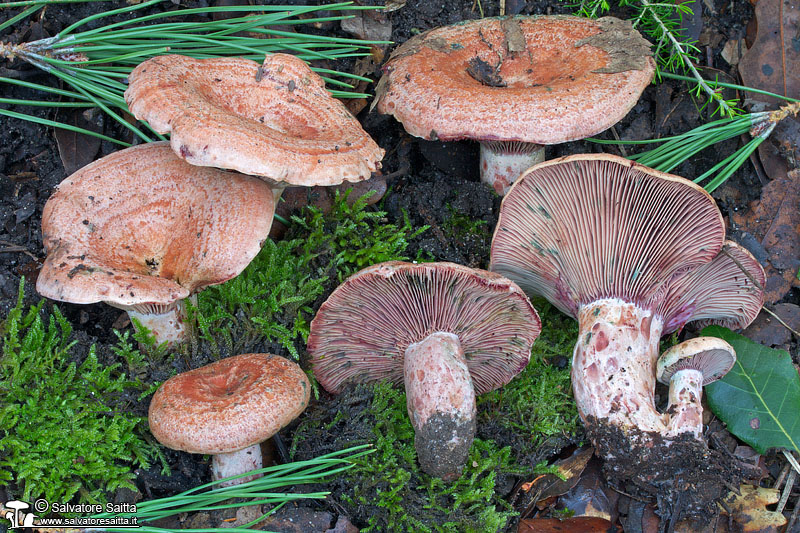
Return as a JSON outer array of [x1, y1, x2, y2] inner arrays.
[[1, 0, 796, 531]]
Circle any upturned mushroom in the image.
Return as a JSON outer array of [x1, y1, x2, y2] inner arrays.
[[373, 16, 654, 194], [490, 154, 764, 463], [148, 353, 310, 486], [656, 337, 736, 438], [36, 142, 274, 347], [125, 53, 384, 198], [308, 261, 541, 480]]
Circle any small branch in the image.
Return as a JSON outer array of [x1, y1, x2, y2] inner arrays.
[[639, 0, 734, 116]]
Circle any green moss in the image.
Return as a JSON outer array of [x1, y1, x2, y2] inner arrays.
[[441, 203, 489, 242], [195, 190, 426, 357], [0, 282, 156, 505], [478, 299, 580, 456]]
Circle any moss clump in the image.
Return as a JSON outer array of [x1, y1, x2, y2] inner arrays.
[[195, 191, 426, 358], [478, 299, 581, 458], [0, 283, 155, 505]]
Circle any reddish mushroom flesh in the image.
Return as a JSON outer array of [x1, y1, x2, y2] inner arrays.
[[149, 353, 310, 486], [308, 262, 540, 479], [374, 16, 654, 194], [36, 142, 274, 347]]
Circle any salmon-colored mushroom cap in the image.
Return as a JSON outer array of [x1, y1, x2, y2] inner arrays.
[[659, 241, 766, 334], [308, 261, 541, 394], [36, 142, 274, 309], [125, 53, 384, 187], [373, 15, 654, 144], [149, 353, 310, 454], [490, 153, 725, 317]]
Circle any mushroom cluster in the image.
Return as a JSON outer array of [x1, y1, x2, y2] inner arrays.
[[490, 154, 765, 504], [373, 15, 654, 194], [37, 53, 385, 346]]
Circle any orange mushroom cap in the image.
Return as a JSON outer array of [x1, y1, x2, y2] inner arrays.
[[374, 16, 654, 144], [36, 142, 274, 308], [149, 354, 310, 454], [125, 54, 384, 187]]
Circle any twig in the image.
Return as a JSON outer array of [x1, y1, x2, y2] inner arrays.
[[638, 0, 734, 116], [777, 467, 796, 514], [784, 450, 800, 476], [761, 306, 800, 338]]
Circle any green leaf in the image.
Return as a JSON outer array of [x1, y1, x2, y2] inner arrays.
[[704, 325, 800, 454]]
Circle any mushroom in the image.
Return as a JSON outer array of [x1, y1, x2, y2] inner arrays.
[[124, 53, 385, 199], [656, 337, 736, 438], [373, 16, 654, 195], [490, 154, 765, 451], [308, 261, 540, 480], [148, 353, 310, 486], [36, 142, 274, 347]]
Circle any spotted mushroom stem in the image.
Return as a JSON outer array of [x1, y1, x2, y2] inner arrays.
[[571, 299, 669, 444], [123, 300, 190, 348], [479, 141, 545, 196], [211, 443, 264, 487], [664, 368, 705, 439], [270, 184, 287, 204], [404, 331, 477, 481]]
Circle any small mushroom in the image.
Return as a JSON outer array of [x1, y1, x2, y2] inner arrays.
[[148, 353, 310, 486], [308, 261, 540, 480], [36, 142, 274, 347], [373, 16, 654, 194], [656, 337, 736, 438], [125, 53, 384, 199]]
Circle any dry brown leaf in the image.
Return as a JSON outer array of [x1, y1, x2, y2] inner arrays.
[[53, 108, 102, 175], [516, 447, 594, 517], [558, 458, 615, 521], [730, 169, 800, 303], [738, 0, 800, 179], [744, 303, 800, 349], [721, 484, 787, 532], [518, 516, 618, 532]]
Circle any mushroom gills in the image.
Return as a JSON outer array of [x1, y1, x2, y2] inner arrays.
[[404, 331, 477, 481]]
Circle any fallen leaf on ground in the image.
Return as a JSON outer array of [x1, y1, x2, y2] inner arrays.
[[730, 169, 800, 303], [738, 0, 800, 179], [516, 447, 594, 517], [518, 516, 618, 532], [721, 484, 787, 532], [558, 457, 615, 521], [705, 326, 800, 455], [744, 303, 800, 349], [54, 108, 102, 175]]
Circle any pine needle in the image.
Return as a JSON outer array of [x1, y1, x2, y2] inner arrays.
[[1, 1, 389, 143]]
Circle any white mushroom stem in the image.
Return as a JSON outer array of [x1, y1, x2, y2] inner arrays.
[[665, 368, 704, 439], [479, 140, 545, 196], [571, 299, 669, 449], [404, 331, 477, 480], [124, 300, 190, 348], [211, 444, 264, 487]]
